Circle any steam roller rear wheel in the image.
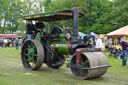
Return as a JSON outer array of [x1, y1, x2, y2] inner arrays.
[[70, 52, 108, 80], [46, 55, 65, 69], [21, 40, 44, 70]]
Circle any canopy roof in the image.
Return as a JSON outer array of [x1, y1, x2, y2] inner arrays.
[[16, 10, 84, 22], [107, 25, 128, 36]]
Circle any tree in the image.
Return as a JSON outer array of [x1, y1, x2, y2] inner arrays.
[[0, 0, 24, 33], [1, 0, 128, 34], [47, 0, 128, 34], [43, 0, 52, 12], [47, 0, 114, 33], [0, 0, 45, 34]]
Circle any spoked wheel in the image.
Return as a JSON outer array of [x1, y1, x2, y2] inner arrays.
[[46, 55, 65, 69], [21, 40, 44, 70]]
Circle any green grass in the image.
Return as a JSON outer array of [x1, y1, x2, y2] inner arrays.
[[0, 48, 128, 85]]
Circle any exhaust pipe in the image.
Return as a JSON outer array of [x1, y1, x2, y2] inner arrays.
[[72, 6, 79, 39]]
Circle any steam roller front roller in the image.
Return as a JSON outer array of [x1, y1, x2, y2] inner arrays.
[[70, 52, 109, 80], [21, 40, 44, 70]]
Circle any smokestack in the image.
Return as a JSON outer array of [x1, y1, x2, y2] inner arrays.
[[72, 6, 79, 39]]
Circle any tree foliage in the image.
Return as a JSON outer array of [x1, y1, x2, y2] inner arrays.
[[0, 0, 128, 34], [48, 0, 128, 34]]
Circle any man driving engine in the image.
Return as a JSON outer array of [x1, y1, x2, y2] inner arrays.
[[35, 19, 45, 33]]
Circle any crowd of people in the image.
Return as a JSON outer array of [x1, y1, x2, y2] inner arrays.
[[94, 35, 128, 66], [103, 36, 128, 66], [0, 38, 23, 49]]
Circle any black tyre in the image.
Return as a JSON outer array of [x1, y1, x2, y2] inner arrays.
[[46, 55, 65, 69]]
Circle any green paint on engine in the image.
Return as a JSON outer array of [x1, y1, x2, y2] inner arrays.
[[35, 33, 40, 41], [60, 33, 65, 40], [35, 33, 44, 45], [53, 44, 69, 54]]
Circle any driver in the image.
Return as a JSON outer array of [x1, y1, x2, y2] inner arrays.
[[35, 19, 45, 33], [26, 20, 35, 39]]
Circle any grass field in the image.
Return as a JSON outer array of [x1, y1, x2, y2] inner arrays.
[[0, 48, 128, 85]]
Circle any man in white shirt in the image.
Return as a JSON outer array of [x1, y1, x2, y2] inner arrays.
[[95, 36, 102, 49]]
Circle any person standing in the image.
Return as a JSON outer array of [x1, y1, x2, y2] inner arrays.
[[15, 38, 19, 49], [0, 39, 2, 48], [8, 39, 11, 47], [12, 38, 15, 47], [35, 19, 45, 33], [26, 20, 35, 39], [4, 38, 8, 47], [95, 35, 102, 49], [108, 38, 112, 48], [2, 39, 5, 48], [121, 36, 128, 66], [20, 38, 23, 46]]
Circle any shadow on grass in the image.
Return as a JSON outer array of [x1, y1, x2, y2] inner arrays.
[[38, 66, 66, 72], [36, 66, 107, 81]]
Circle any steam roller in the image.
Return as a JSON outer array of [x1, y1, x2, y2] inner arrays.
[[18, 6, 110, 80], [69, 51, 109, 80]]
